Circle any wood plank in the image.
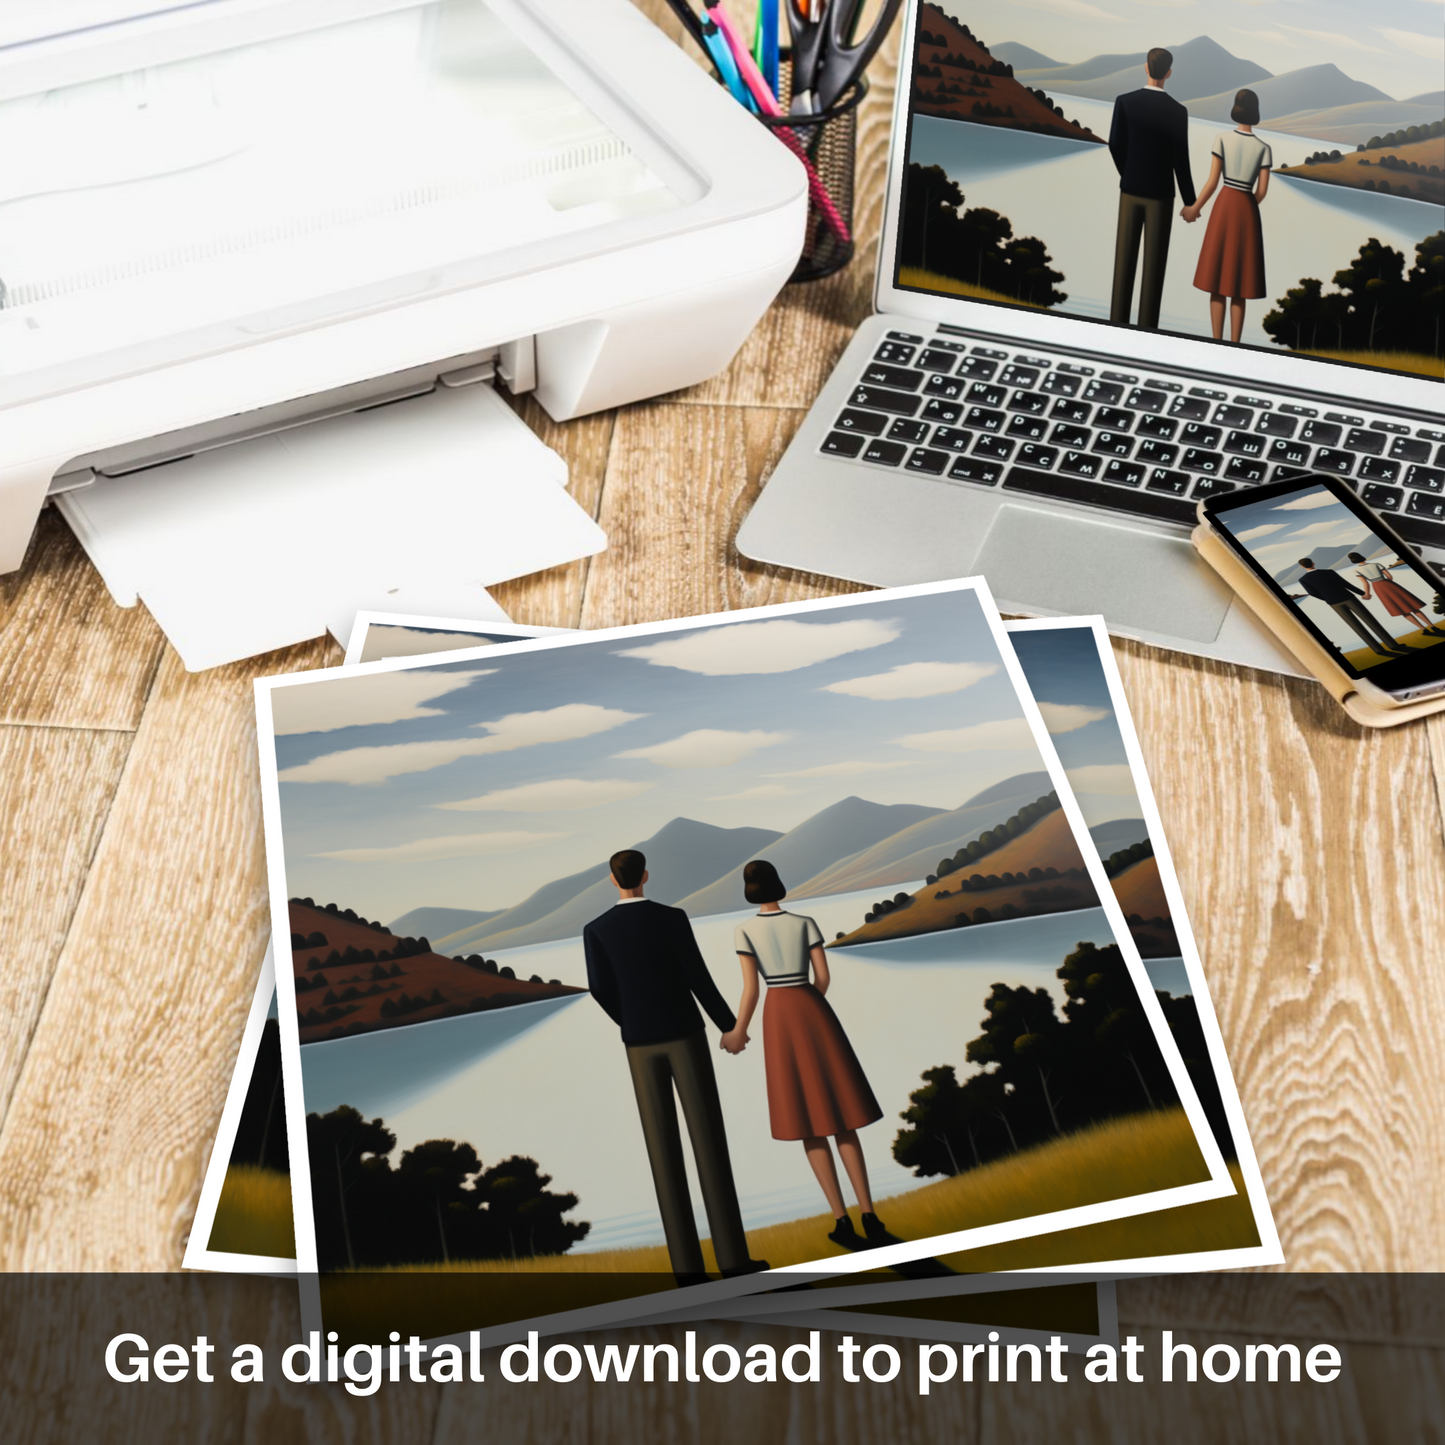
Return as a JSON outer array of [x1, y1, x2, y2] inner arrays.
[[0, 509, 165, 730], [0, 639, 335, 1269], [490, 397, 615, 631], [0, 726, 133, 1127], [579, 404, 868, 630], [1108, 637, 1445, 1271]]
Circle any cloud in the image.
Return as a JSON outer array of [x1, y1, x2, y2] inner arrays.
[[1235, 523, 1289, 542], [315, 831, 566, 863], [279, 704, 644, 784], [270, 670, 494, 736], [618, 617, 900, 675], [767, 760, 916, 778], [822, 660, 999, 700], [434, 778, 653, 813], [895, 717, 1036, 753], [1036, 703, 1111, 734], [1381, 27, 1445, 60], [615, 729, 791, 769], [708, 784, 797, 801], [1273, 491, 1345, 511], [1065, 764, 1139, 796], [1279, 23, 1383, 52], [1290, 520, 1356, 538]]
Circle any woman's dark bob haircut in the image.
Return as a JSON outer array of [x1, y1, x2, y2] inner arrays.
[[744, 859, 787, 906], [1231, 89, 1260, 126]]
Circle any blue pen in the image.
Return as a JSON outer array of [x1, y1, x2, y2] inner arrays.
[[700, 14, 756, 111], [757, 0, 779, 98]]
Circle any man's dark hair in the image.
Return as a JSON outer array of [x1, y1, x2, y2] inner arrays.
[[1299, 558, 1316, 568], [1230, 88, 1261, 125], [610, 849, 646, 889], [1146, 47, 1172, 81]]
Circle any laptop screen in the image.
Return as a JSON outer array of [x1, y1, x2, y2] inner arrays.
[[892, 0, 1444, 384]]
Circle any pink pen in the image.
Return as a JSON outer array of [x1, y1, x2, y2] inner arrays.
[[706, 1, 853, 247]]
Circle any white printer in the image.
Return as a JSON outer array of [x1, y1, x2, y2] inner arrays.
[[0, 0, 806, 665]]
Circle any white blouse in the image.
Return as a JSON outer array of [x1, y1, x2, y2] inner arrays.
[[734, 911, 824, 987], [1212, 130, 1272, 191]]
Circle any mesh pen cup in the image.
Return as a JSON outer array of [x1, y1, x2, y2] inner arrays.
[[760, 73, 867, 284]]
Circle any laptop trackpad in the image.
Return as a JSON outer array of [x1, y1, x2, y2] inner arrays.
[[975, 505, 1233, 643]]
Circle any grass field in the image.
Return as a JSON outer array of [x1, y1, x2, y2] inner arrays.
[[210, 1165, 294, 1257], [1343, 624, 1445, 671], [319, 1106, 1215, 1342], [1291, 349, 1444, 379], [897, 267, 1048, 309]]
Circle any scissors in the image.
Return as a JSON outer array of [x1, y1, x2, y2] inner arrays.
[[786, 0, 903, 113]]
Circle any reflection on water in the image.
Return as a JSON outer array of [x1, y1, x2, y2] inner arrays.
[[296, 889, 1130, 1253], [907, 101, 1440, 349]]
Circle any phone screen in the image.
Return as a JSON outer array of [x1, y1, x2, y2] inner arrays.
[[1204, 475, 1445, 695]]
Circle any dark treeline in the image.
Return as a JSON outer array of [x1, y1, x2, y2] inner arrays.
[[1104, 837, 1154, 878], [229, 1017, 288, 1173], [900, 163, 1068, 307], [307, 1105, 590, 1271], [1264, 233, 1444, 359], [290, 897, 390, 935], [893, 940, 1234, 1178]]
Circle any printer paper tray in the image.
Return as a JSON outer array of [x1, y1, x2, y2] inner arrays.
[[56, 384, 604, 671]]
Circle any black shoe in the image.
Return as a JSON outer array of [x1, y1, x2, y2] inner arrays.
[[828, 1215, 867, 1251], [720, 1258, 770, 1278], [861, 1212, 902, 1247], [674, 1271, 710, 1288]]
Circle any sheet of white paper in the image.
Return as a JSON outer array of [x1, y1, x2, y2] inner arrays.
[[57, 384, 601, 669]]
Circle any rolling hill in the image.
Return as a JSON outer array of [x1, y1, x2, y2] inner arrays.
[[434, 817, 783, 954], [388, 906, 501, 940], [1263, 100, 1444, 147], [792, 772, 1055, 898], [288, 902, 582, 1044], [832, 807, 1095, 947], [1089, 819, 1148, 857], [1277, 134, 1445, 206], [672, 796, 942, 918], [1185, 64, 1389, 126], [1109, 854, 1170, 923], [1020, 37, 1269, 104], [990, 42, 1061, 72]]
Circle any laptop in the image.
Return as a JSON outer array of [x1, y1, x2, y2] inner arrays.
[[738, 0, 1445, 673]]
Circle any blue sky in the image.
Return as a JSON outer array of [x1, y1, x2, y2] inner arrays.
[[1220, 483, 1394, 574], [1010, 625, 1143, 830], [271, 591, 1065, 921], [937, 0, 1444, 101]]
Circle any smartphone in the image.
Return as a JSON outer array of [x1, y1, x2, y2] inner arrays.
[[1199, 473, 1445, 706]]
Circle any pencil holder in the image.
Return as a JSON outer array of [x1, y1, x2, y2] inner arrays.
[[759, 67, 867, 283]]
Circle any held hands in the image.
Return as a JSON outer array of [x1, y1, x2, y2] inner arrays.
[[1180, 204, 1200, 224], [719, 1028, 750, 1055]]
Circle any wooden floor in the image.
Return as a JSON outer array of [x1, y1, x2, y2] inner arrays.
[[1, 5, 1442, 1439]]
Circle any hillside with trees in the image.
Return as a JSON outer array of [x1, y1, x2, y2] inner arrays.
[[1278, 127, 1444, 207], [832, 797, 1097, 946], [288, 899, 583, 1044], [913, 3, 1099, 142], [892, 940, 1234, 1179], [307, 1104, 589, 1270]]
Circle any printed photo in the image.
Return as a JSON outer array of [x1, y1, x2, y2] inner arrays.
[[898, 0, 1444, 376], [256, 584, 1230, 1344]]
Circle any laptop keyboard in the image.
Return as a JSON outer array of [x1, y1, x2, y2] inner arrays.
[[821, 330, 1445, 552]]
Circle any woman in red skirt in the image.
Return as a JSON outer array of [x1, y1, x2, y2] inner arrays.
[[720, 859, 889, 1252], [1183, 90, 1271, 343], [1348, 551, 1445, 640]]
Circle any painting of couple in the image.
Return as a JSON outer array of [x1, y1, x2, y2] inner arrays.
[[584, 848, 889, 1284], [1109, 48, 1271, 343]]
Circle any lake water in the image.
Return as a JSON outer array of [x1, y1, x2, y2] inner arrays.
[[908, 103, 1444, 350], [300, 890, 1137, 1254]]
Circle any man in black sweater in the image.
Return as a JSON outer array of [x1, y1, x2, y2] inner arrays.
[[1289, 557, 1411, 657], [584, 848, 767, 1284], [1108, 47, 1197, 330]]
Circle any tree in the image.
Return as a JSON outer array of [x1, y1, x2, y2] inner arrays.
[[901, 163, 964, 274], [965, 983, 1066, 1136], [306, 1106, 395, 1269], [395, 1138, 481, 1264]]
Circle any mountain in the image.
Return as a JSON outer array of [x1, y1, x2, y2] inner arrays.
[[1090, 819, 1149, 857], [440, 817, 784, 954], [1272, 540, 1390, 588], [1407, 91, 1445, 108], [991, 42, 1062, 71], [792, 771, 1055, 898], [437, 861, 612, 953], [1186, 64, 1389, 125], [388, 906, 501, 940], [1263, 100, 1443, 146], [1020, 37, 1270, 104], [672, 797, 943, 918]]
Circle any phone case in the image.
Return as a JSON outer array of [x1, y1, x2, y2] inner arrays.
[[1192, 522, 1445, 728]]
